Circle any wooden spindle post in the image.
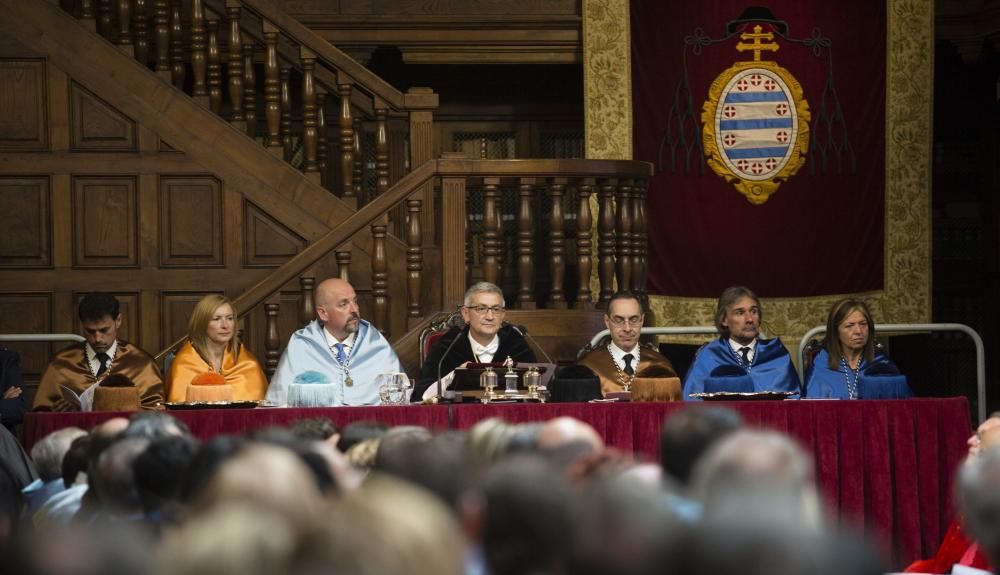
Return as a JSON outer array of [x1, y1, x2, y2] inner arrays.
[[375, 105, 389, 196], [98, 0, 113, 39], [352, 116, 363, 199], [264, 299, 280, 377], [337, 82, 355, 202], [80, 0, 96, 30], [317, 91, 328, 187], [243, 43, 257, 138], [615, 180, 633, 292], [482, 177, 501, 286], [207, 18, 222, 114], [371, 216, 389, 335], [336, 249, 351, 282], [406, 197, 423, 324], [576, 179, 595, 309], [516, 177, 536, 309], [262, 21, 282, 154], [632, 179, 648, 301], [598, 179, 617, 305], [169, 0, 184, 88], [118, 0, 133, 45], [133, 0, 149, 65], [279, 66, 292, 160], [549, 178, 568, 309], [226, 3, 245, 129], [153, 0, 169, 79], [299, 275, 315, 325], [301, 48, 319, 182], [190, 0, 208, 104]]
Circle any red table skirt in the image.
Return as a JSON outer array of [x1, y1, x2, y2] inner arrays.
[[21, 397, 971, 564]]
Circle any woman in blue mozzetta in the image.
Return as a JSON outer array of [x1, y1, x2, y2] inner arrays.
[[804, 298, 912, 400]]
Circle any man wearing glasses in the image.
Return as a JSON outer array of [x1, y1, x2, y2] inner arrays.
[[412, 282, 536, 401], [577, 291, 678, 397]]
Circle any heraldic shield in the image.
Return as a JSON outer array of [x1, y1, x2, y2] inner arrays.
[[702, 25, 811, 205]]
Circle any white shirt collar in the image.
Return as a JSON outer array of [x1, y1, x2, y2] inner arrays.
[[728, 338, 757, 362], [469, 333, 500, 362], [323, 329, 356, 352], [85, 341, 119, 376], [608, 341, 641, 372]]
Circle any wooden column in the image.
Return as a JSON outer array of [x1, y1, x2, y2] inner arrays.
[[482, 177, 501, 286], [576, 179, 595, 309], [337, 82, 355, 202], [375, 105, 389, 196], [169, 0, 184, 88], [516, 177, 536, 309], [615, 180, 633, 293], [133, 0, 149, 64], [352, 116, 363, 199], [117, 0, 133, 50], [207, 19, 222, 114], [153, 0, 169, 79], [190, 0, 208, 104], [632, 179, 648, 301], [226, 3, 245, 130], [80, 0, 97, 33], [336, 249, 351, 282], [597, 179, 617, 305], [317, 91, 328, 187], [301, 48, 320, 182], [279, 66, 292, 160], [407, 197, 423, 324], [243, 43, 256, 138], [98, 0, 113, 40], [264, 298, 280, 377], [407, 87, 438, 243], [549, 178, 568, 309], [371, 216, 389, 335], [262, 21, 282, 154], [441, 173, 468, 310], [299, 275, 315, 325]]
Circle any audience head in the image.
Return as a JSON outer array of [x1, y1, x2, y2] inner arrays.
[[604, 291, 644, 353], [31, 427, 87, 483], [969, 414, 1000, 459], [8, 522, 152, 575], [824, 298, 876, 368], [177, 435, 246, 504], [461, 282, 507, 346], [188, 294, 240, 359], [314, 278, 360, 341], [62, 434, 91, 488], [338, 420, 389, 453], [960, 445, 1000, 566], [715, 286, 761, 344], [289, 417, 341, 448], [537, 416, 604, 453], [133, 434, 200, 517], [660, 406, 744, 487], [247, 427, 337, 494], [466, 417, 516, 464], [93, 437, 151, 516], [120, 412, 190, 441], [77, 293, 123, 353]]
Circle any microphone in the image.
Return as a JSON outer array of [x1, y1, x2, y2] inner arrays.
[[436, 324, 468, 401], [509, 323, 553, 364]]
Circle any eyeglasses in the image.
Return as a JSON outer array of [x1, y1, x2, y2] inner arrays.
[[609, 316, 642, 327], [466, 305, 505, 316]]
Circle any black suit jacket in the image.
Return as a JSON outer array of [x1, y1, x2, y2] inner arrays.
[[0, 349, 27, 430], [412, 325, 536, 401]]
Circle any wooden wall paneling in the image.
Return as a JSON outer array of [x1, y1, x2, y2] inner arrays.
[[140, 289, 161, 362], [69, 81, 137, 151], [138, 172, 158, 269], [223, 181, 242, 274], [72, 290, 140, 346], [247, 289, 302, 369], [0, 292, 53, 381], [242, 199, 306, 267], [0, 176, 51, 268], [47, 65, 70, 152], [159, 290, 223, 348], [0, 58, 48, 151], [158, 175, 223, 267], [72, 175, 139, 268]]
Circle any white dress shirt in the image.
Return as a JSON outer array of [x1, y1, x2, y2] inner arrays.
[[727, 338, 758, 364], [85, 341, 118, 377]]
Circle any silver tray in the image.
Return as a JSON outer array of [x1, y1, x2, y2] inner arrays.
[[163, 400, 260, 410], [688, 391, 797, 401]]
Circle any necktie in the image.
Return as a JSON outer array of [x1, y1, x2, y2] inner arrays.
[[333, 343, 346, 365], [623, 353, 635, 375], [96, 352, 110, 376], [738, 347, 751, 365]]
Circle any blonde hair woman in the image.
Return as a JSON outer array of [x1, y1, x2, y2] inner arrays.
[[166, 294, 268, 402]]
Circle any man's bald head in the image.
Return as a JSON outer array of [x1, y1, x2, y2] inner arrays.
[[314, 279, 361, 340], [537, 417, 604, 452]]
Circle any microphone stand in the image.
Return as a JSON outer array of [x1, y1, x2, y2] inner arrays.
[[436, 325, 467, 402]]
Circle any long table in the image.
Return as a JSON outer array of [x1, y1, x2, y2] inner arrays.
[[22, 398, 972, 565]]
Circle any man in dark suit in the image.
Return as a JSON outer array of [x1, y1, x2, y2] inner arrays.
[[0, 348, 27, 432], [412, 282, 535, 401]]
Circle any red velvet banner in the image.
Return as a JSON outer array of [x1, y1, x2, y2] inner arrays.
[[631, 1, 886, 298]]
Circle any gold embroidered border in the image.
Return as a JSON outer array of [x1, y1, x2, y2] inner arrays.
[[583, 0, 932, 346]]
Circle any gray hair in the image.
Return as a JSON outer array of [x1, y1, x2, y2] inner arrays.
[[31, 427, 87, 481], [463, 282, 505, 308]]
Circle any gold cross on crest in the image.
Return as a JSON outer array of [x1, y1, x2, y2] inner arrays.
[[736, 25, 780, 62]]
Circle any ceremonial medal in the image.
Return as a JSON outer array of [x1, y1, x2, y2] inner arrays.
[[345, 376, 353, 387]]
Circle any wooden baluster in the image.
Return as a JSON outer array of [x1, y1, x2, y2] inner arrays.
[[118, 0, 133, 53], [336, 249, 351, 282], [317, 92, 328, 187], [576, 178, 595, 309], [169, 0, 184, 88], [597, 179, 617, 305], [549, 178, 568, 309], [133, 0, 149, 64], [190, 0, 207, 104], [353, 117, 363, 199], [483, 177, 501, 286], [243, 43, 256, 138], [279, 67, 292, 160], [371, 217, 389, 335], [226, 4, 244, 128], [80, 0, 97, 32], [440, 170, 469, 309], [465, 190, 473, 289], [632, 179, 648, 301], [98, 0, 113, 39], [207, 19, 222, 114], [301, 48, 319, 182], [516, 177, 536, 309], [153, 0, 169, 79], [262, 21, 282, 154], [615, 180, 633, 292], [299, 275, 315, 325], [264, 299, 280, 377], [407, 198, 423, 323], [337, 83, 355, 202], [375, 105, 389, 197]]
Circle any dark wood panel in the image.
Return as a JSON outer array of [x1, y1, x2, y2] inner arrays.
[[0, 292, 53, 377], [159, 176, 224, 267], [72, 176, 139, 268], [282, 0, 579, 16], [0, 58, 48, 151], [70, 81, 137, 151], [71, 290, 140, 348], [0, 176, 51, 268], [243, 199, 305, 267], [159, 290, 223, 347]]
